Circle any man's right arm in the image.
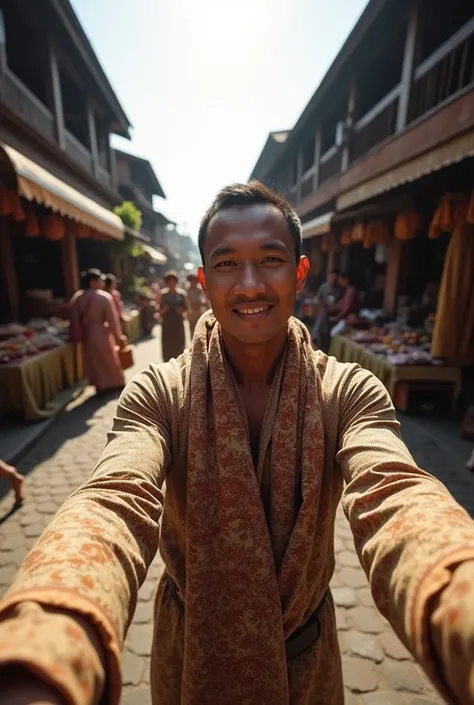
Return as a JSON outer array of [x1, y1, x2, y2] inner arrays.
[[0, 366, 173, 705]]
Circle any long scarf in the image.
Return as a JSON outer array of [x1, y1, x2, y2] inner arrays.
[[183, 313, 329, 704]]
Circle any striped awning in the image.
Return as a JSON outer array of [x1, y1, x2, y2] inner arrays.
[[1, 144, 124, 240], [301, 211, 334, 239]]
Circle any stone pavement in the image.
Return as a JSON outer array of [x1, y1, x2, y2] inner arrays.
[[1, 327, 473, 705]]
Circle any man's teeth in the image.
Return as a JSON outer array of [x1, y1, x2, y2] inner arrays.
[[239, 306, 269, 315]]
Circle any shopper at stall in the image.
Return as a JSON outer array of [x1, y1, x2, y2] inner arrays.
[[186, 272, 208, 338], [159, 271, 188, 361], [0, 459, 24, 504], [70, 269, 127, 394], [104, 274, 127, 329], [311, 270, 342, 351], [329, 271, 359, 323], [1, 183, 474, 705]]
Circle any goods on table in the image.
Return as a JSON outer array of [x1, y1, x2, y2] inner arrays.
[[0, 317, 70, 364], [345, 325, 442, 366]]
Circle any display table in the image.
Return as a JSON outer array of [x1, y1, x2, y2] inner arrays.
[[0, 344, 81, 421], [329, 335, 461, 408], [123, 310, 142, 343]]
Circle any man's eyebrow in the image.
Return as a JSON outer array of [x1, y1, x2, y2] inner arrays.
[[209, 246, 236, 259], [209, 240, 290, 259], [259, 240, 289, 253]]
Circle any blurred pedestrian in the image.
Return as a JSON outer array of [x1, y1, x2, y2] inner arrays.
[[104, 274, 127, 329], [0, 459, 24, 504], [186, 272, 208, 338], [159, 271, 188, 361], [70, 269, 127, 394], [311, 270, 342, 351]]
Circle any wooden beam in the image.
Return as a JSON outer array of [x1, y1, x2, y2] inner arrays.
[[396, 0, 420, 132], [0, 218, 20, 320], [384, 236, 403, 312], [313, 127, 322, 191], [61, 227, 80, 299], [295, 151, 304, 204], [342, 81, 357, 172], [87, 101, 100, 176], [0, 8, 7, 75], [49, 45, 66, 150]]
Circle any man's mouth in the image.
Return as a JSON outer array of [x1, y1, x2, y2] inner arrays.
[[231, 304, 275, 318]]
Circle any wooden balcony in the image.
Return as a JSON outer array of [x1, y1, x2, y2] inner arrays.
[[3, 69, 55, 142], [97, 164, 112, 188], [64, 130, 93, 173], [319, 146, 342, 186], [408, 17, 474, 124], [350, 86, 399, 164]]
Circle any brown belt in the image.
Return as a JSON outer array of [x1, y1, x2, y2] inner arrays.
[[166, 575, 327, 662]]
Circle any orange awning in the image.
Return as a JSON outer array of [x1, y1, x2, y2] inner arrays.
[[1, 144, 124, 241]]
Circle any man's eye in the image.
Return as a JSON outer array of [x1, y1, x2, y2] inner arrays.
[[214, 260, 236, 268], [263, 256, 283, 263]]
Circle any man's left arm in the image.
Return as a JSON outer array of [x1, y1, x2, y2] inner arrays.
[[337, 366, 474, 705]]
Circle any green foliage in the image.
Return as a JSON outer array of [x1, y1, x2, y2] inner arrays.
[[132, 276, 151, 298], [114, 201, 143, 231]]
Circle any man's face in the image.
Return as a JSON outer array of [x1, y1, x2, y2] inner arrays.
[[328, 273, 337, 286], [198, 204, 309, 345]]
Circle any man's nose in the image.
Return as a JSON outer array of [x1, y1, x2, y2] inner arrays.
[[234, 264, 266, 298]]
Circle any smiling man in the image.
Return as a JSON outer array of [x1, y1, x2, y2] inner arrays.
[[1, 182, 474, 705]]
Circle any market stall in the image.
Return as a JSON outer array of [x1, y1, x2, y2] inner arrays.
[[0, 319, 82, 421], [330, 328, 461, 412]]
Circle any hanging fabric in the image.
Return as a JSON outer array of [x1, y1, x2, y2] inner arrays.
[[394, 211, 422, 241], [25, 211, 41, 237], [41, 215, 65, 241]]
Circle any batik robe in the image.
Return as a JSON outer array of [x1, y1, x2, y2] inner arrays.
[[0, 314, 473, 705]]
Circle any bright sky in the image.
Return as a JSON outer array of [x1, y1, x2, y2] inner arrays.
[[72, 0, 367, 237]]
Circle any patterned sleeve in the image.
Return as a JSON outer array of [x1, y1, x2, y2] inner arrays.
[[0, 367, 172, 705], [337, 366, 474, 704]]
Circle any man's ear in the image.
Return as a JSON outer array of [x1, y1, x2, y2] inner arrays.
[[198, 266, 207, 294], [296, 256, 310, 294]]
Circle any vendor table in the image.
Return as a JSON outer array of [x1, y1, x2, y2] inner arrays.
[[0, 343, 81, 421], [329, 335, 461, 409], [123, 309, 142, 343]]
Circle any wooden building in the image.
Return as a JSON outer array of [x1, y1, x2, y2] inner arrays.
[[0, 0, 132, 322], [251, 0, 474, 312], [114, 148, 170, 269]]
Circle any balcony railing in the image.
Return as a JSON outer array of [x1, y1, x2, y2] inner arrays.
[[301, 174, 313, 200], [64, 130, 93, 173], [97, 164, 112, 188], [319, 146, 342, 185], [3, 69, 55, 141], [350, 85, 400, 163], [408, 17, 474, 124]]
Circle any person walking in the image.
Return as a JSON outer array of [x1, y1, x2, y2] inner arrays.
[[159, 271, 188, 362], [0, 183, 474, 705], [311, 270, 342, 352], [104, 274, 127, 330], [70, 269, 127, 395], [186, 272, 208, 338]]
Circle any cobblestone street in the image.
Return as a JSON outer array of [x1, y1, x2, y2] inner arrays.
[[1, 330, 473, 704]]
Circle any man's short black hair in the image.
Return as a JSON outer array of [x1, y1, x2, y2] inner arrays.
[[198, 180, 302, 264]]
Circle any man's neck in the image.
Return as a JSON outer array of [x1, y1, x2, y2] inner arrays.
[[221, 325, 288, 390]]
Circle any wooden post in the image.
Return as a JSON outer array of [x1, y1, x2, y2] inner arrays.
[[0, 8, 7, 76], [0, 218, 20, 320], [384, 237, 403, 312], [109, 140, 118, 191], [295, 151, 303, 204], [61, 227, 80, 299], [49, 45, 65, 150], [396, 0, 420, 132], [341, 81, 356, 172], [313, 127, 321, 191], [87, 102, 100, 176]]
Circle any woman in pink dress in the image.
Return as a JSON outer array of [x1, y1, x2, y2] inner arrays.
[[70, 269, 127, 394]]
